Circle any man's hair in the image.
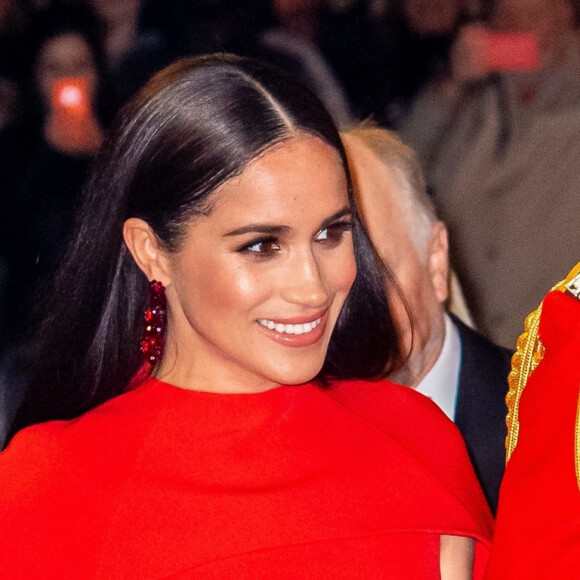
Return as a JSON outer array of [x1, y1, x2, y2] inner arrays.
[[345, 121, 438, 255]]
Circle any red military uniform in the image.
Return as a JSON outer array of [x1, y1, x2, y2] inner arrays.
[[486, 262, 580, 578]]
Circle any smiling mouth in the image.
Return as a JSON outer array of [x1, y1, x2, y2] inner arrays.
[[257, 318, 322, 335]]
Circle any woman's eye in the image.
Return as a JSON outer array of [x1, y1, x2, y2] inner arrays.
[[239, 238, 281, 256], [316, 221, 353, 245]]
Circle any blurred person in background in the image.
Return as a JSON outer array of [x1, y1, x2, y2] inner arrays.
[[343, 123, 511, 513], [366, 0, 470, 127], [0, 0, 32, 132], [87, 0, 174, 107], [0, 2, 111, 350], [254, 0, 354, 127], [401, 0, 580, 349], [144, 0, 270, 62]]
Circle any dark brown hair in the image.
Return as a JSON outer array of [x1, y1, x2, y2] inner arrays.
[[15, 54, 400, 429]]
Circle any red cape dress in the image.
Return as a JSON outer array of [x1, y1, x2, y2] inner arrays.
[[0, 377, 492, 578]]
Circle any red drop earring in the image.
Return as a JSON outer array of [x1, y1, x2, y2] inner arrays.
[[140, 280, 166, 366]]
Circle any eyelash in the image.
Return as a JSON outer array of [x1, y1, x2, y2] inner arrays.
[[236, 220, 353, 257], [316, 220, 353, 244]]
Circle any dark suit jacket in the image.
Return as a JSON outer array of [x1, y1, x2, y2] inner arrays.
[[451, 314, 512, 514]]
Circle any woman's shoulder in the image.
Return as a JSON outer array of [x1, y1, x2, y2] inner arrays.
[[322, 377, 493, 535], [324, 377, 457, 434], [0, 382, 165, 570], [322, 377, 469, 472], [0, 378, 166, 490]]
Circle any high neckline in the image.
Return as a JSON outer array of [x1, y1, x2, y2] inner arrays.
[[141, 374, 313, 400]]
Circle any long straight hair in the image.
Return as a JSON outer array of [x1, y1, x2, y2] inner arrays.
[[14, 54, 401, 430]]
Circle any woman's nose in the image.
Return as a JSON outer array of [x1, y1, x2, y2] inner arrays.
[[280, 249, 330, 307]]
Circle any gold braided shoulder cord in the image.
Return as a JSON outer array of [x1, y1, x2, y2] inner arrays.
[[505, 304, 545, 463], [505, 263, 580, 493]]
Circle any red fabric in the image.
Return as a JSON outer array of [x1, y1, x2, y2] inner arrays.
[[486, 291, 580, 579], [0, 378, 492, 578]]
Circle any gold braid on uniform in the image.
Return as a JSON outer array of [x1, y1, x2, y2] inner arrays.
[[505, 262, 580, 492], [505, 304, 545, 463]]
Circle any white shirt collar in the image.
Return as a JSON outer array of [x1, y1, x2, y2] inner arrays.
[[415, 314, 462, 420]]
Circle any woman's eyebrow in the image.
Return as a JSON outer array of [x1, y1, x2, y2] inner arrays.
[[224, 207, 352, 238], [320, 207, 352, 230], [224, 224, 290, 237]]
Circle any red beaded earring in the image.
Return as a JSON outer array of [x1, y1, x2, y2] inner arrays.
[[140, 280, 166, 366]]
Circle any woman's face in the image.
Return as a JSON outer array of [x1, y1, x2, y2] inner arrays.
[[35, 32, 99, 109], [156, 133, 356, 393]]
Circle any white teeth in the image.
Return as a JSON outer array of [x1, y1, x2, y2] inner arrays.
[[258, 318, 321, 335]]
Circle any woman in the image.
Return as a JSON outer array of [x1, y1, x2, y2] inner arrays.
[[0, 54, 491, 578]]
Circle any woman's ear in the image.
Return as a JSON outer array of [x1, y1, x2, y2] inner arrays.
[[123, 218, 172, 285]]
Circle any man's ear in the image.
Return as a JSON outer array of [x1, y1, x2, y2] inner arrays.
[[428, 221, 449, 304], [123, 218, 172, 285]]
